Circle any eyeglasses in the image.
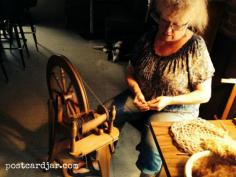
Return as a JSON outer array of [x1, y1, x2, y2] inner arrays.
[[157, 17, 189, 31]]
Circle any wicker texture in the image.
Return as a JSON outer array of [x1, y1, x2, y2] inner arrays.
[[170, 118, 228, 154]]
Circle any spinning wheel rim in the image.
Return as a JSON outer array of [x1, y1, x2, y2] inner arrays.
[[46, 55, 90, 124]]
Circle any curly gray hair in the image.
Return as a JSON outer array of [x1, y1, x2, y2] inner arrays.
[[155, 0, 208, 34]]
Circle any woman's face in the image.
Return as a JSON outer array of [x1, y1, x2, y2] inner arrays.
[[157, 12, 189, 42]]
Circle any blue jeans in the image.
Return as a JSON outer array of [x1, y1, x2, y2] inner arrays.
[[105, 90, 197, 175]]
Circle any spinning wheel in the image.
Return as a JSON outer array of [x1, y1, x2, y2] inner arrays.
[[46, 55, 119, 177], [47, 55, 89, 128]]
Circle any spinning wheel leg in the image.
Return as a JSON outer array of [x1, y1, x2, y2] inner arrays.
[[96, 145, 113, 177], [48, 98, 56, 163], [61, 157, 101, 177]]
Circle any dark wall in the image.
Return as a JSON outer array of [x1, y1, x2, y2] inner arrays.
[[31, 0, 66, 23], [200, 1, 236, 119]]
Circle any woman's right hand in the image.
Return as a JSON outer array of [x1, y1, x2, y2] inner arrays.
[[133, 92, 149, 112], [126, 66, 149, 111]]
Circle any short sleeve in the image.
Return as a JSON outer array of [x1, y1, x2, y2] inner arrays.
[[188, 37, 215, 88]]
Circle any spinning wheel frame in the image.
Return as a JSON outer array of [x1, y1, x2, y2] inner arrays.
[[46, 55, 119, 177]]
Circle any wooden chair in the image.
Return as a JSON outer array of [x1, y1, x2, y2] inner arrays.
[[0, 53, 8, 82], [220, 78, 236, 120], [0, 0, 28, 69]]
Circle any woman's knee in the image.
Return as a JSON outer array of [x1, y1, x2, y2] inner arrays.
[[103, 90, 141, 128], [104, 90, 137, 113]]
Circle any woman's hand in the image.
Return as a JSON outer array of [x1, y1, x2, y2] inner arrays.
[[133, 92, 150, 112], [147, 96, 172, 111]]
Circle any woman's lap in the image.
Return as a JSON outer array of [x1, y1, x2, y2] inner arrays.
[[104, 89, 146, 129], [104, 90, 197, 175]]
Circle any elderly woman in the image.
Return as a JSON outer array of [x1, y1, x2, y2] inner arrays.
[[106, 0, 215, 176]]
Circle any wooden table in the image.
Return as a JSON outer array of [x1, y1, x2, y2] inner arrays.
[[150, 120, 236, 177]]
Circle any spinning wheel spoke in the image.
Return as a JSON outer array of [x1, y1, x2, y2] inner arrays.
[[51, 71, 64, 93], [68, 99, 81, 115], [66, 100, 80, 118], [60, 68, 67, 92], [50, 89, 61, 95], [67, 98, 80, 110], [67, 81, 73, 93]]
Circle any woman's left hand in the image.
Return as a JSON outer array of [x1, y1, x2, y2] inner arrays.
[[147, 96, 172, 111]]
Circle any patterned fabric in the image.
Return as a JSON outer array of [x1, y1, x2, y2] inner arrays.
[[130, 27, 215, 114]]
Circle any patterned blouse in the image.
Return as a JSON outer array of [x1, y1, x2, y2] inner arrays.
[[130, 27, 215, 116]]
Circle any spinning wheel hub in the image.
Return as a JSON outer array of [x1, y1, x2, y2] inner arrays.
[[63, 92, 73, 102]]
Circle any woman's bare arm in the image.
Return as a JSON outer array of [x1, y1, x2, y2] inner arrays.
[[126, 66, 149, 111], [148, 78, 212, 111]]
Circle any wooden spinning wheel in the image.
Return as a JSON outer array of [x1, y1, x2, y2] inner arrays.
[[46, 55, 119, 177], [47, 55, 89, 127]]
